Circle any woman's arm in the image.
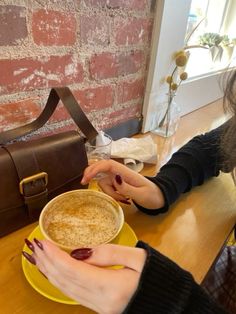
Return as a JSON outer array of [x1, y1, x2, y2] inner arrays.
[[82, 120, 231, 215], [124, 241, 227, 314], [81, 159, 166, 209], [137, 120, 231, 215], [24, 239, 227, 314]]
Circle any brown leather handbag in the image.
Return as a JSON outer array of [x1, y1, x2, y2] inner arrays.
[[0, 87, 98, 237]]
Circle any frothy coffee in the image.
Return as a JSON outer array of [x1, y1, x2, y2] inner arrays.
[[41, 190, 123, 248]]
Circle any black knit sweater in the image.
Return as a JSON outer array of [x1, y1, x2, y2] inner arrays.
[[124, 122, 230, 313], [124, 241, 227, 313], [136, 120, 230, 215]]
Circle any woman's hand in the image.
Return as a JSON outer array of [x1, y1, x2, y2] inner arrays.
[[81, 159, 165, 209], [25, 239, 147, 314]]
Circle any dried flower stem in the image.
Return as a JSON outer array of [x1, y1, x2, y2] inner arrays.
[[165, 93, 173, 136], [183, 45, 208, 50], [156, 18, 206, 136], [184, 17, 205, 45], [158, 66, 178, 129]]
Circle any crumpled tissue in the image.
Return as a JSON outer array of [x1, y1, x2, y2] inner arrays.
[[95, 131, 157, 172], [111, 136, 157, 172]]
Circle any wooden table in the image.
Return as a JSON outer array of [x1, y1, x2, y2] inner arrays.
[[1, 100, 236, 314]]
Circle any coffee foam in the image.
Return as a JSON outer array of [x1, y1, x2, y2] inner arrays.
[[42, 191, 123, 248]]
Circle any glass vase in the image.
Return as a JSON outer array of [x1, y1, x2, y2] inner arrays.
[[151, 92, 181, 137]]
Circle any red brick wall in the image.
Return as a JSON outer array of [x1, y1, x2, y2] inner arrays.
[[0, 1, 155, 136]]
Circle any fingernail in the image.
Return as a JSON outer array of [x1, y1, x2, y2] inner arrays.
[[70, 248, 93, 260], [34, 238, 43, 250], [24, 238, 35, 252], [22, 251, 36, 265], [115, 174, 122, 185], [120, 200, 131, 205]]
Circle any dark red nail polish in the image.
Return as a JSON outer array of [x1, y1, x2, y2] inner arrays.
[[115, 174, 122, 185], [24, 238, 35, 252], [70, 248, 93, 260], [120, 200, 131, 205], [34, 238, 43, 250], [22, 251, 36, 265]]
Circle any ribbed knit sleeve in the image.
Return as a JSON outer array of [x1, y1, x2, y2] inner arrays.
[[136, 120, 231, 215], [123, 241, 227, 314]]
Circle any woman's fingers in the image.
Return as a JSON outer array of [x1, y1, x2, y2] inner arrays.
[[33, 239, 146, 274], [23, 239, 144, 313], [73, 243, 147, 273], [33, 241, 106, 294], [30, 240, 142, 314], [99, 173, 164, 209], [82, 159, 162, 206], [97, 176, 129, 201], [81, 159, 143, 186], [32, 240, 106, 311], [33, 239, 78, 280], [81, 159, 114, 184], [98, 175, 139, 202]]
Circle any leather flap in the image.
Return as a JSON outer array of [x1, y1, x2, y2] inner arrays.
[[0, 131, 88, 211]]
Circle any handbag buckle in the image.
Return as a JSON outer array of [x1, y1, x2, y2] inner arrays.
[[19, 172, 48, 195]]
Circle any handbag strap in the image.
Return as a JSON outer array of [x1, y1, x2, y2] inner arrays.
[[0, 87, 98, 144]]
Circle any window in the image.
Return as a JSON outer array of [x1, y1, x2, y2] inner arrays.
[[186, 0, 236, 78], [142, 0, 236, 133]]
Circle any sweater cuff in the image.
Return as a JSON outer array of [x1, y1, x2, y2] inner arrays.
[[132, 177, 170, 216], [123, 241, 194, 313], [123, 241, 226, 314]]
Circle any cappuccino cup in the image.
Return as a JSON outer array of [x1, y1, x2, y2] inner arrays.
[[39, 189, 124, 251]]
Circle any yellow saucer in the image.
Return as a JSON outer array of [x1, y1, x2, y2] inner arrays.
[[22, 222, 137, 305]]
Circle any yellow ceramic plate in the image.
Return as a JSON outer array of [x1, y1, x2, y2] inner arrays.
[[22, 222, 137, 305]]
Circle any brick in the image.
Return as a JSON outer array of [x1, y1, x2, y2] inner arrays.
[[114, 18, 151, 46], [25, 85, 114, 127], [74, 85, 114, 111], [46, 85, 114, 123], [118, 51, 145, 76], [108, 103, 141, 119], [0, 5, 27, 46], [45, 122, 77, 134], [0, 55, 84, 95], [32, 9, 76, 46], [100, 102, 142, 129], [117, 78, 144, 103], [80, 14, 109, 45], [0, 99, 40, 132], [47, 101, 72, 123], [90, 53, 118, 80], [21, 121, 77, 140], [82, 0, 148, 10], [89, 51, 144, 80]]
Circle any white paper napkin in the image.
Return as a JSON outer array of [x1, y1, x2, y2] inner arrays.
[[111, 135, 157, 172], [94, 132, 157, 172]]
